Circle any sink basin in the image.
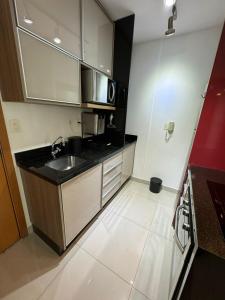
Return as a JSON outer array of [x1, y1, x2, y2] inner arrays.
[[45, 156, 87, 171]]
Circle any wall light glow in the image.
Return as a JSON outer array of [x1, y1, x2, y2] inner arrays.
[[165, 0, 176, 7]]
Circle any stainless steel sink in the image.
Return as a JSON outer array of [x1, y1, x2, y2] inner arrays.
[[45, 156, 87, 171]]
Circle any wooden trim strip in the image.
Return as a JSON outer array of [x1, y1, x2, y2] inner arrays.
[[0, 103, 27, 237], [81, 103, 116, 111], [0, 0, 25, 102]]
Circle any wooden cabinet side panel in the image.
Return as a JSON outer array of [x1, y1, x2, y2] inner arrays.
[[0, 0, 24, 101], [20, 169, 65, 248]]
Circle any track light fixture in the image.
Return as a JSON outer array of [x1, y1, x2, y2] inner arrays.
[[165, 3, 177, 37]]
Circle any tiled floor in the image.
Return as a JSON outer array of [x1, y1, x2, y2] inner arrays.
[[0, 180, 177, 300]]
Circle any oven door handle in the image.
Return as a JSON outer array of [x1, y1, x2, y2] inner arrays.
[[174, 204, 186, 254]]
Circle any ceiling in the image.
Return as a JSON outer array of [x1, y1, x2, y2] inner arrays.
[[100, 0, 225, 43]]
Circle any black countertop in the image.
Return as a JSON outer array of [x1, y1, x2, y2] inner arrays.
[[15, 135, 137, 185], [190, 166, 225, 260]]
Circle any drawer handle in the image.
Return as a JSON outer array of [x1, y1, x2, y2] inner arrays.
[[102, 179, 121, 199], [104, 161, 122, 175], [103, 172, 122, 188]]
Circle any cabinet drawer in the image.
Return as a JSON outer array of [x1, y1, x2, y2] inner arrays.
[[102, 173, 121, 199], [103, 164, 122, 187], [103, 153, 123, 175], [102, 182, 121, 207]]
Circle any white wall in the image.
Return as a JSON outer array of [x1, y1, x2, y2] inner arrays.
[[126, 26, 223, 190], [1, 99, 83, 226]]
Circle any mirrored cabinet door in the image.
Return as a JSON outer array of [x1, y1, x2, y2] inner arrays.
[[14, 0, 81, 59], [18, 29, 80, 105], [82, 0, 114, 76]]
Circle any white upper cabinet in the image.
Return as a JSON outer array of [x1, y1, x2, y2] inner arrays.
[[82, 0, 114, 76], [14, 0, 81, 59], [18, 29, 80, 105]]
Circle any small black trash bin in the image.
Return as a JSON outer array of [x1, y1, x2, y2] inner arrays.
[[150, 177, 162, 193]]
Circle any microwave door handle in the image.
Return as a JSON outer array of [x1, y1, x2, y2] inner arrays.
[[111, 83, 115, 102], [108, 83, 112, 102], [109, 83, 115, 103], [174, 204, 185, 253]]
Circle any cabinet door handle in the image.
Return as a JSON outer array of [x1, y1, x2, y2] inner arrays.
[[104, 161, 122, 175]]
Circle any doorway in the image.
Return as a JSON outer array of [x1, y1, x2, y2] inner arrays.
[[0, 153, 20, 252], [0, 102, 27, 253]]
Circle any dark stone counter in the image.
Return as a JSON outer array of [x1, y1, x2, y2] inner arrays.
[[190, 166, 225, 260], [15, 135, 137, 185]]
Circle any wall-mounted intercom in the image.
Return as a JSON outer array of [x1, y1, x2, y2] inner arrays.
[[164, 121, 175, 141]]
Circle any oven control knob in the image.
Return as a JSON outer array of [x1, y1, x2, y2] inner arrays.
[[183, 223, 191, 232], [183, 209, 190, 217]]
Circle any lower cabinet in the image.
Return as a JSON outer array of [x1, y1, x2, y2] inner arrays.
[[20, 144, 136, 254], [21, 164, 102, 253], [61, 164, 102, 246], [121, 143, 136, 185]]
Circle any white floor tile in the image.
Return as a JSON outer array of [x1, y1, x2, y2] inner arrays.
[[150, 205, 174, 240], [134, 232, 173, 300], [0, 180, 175, 300], [39, 248, 131, 300], [130, 181, 177, 210], [101, 181, 158, 230], [120, 194, 157, 229], [81, 211, 148, 283], [76, 215, 101, 247], [129, 289, 149, 300], [0, 234, 79, 300], [102, 185, 134, 217]]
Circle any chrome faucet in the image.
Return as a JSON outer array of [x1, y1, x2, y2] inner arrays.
[[51, 136, 65, 159]]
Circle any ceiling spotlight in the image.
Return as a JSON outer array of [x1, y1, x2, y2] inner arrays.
[[165, 0, 176, 7], [24, 17, 33, 24], [165, 16, 175, 36], [53, 37, 62, 44], [165, 4, 177, 37]]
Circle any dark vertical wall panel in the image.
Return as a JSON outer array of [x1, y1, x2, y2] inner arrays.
[[106, 15, 135, 146]]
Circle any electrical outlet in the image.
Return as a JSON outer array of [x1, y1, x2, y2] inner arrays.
[[9, 119, 21, 133]]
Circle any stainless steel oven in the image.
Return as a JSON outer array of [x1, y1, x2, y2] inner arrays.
[[169, 171, 198, 300]]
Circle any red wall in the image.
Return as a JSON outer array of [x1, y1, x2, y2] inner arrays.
[[189, 23, 225, 170]]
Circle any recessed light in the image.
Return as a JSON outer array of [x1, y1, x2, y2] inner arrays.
[[106, 69, 110, 73], [24, 17, 33, 25], [100, 64, 104, 68], [165, 0, 176, 7], [53, 37, 62, 44]]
